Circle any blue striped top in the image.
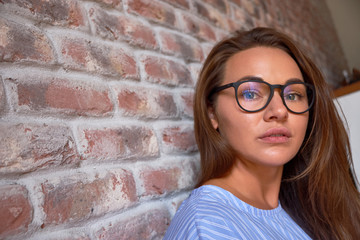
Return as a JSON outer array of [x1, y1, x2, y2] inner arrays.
[[164, 185, 311, 240]]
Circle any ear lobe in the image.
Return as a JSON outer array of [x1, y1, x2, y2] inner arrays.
[[208, 107, 219, 130]]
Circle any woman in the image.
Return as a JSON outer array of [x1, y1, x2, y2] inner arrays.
[[164, 27, 360, 239]]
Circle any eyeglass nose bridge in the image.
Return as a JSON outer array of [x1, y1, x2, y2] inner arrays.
[[261, 84, 288, 111]]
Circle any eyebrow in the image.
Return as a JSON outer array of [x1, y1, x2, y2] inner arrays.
[[236, 76, 304, 84]]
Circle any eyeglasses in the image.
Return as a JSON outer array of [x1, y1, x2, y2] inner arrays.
[[211, 78, 315, 114]]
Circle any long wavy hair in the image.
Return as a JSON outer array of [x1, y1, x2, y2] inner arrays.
[[193, 27, 360, 239]]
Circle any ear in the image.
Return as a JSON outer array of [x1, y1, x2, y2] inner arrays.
[[208, 106, 219, 130]]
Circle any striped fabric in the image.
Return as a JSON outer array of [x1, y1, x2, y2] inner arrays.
[[164, 185, 311, 240]]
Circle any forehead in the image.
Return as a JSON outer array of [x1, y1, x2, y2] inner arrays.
[[223, 47, 303, 84]]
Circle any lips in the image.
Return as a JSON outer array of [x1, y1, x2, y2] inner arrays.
[[259, 127, 291, 143]]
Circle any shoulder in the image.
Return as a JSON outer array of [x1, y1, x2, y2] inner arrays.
[[163, 186, 246, 240], [176, 185, 240, 221]]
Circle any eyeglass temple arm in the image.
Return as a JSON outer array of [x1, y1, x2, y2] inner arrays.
[[211, 83, 235, 95]]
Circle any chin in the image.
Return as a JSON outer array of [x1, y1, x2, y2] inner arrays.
[[261, 154, 297, 167]]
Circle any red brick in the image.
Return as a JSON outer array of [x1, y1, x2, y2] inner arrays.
[[14, 78, 114, 117], [127, 0, 176, 27], [180, 13, 217, 42], [194, 1, 229, 29], [139, 159, 198, 196], [96, 208, 170, 239], [179, 91, 194, 118], [239, 0, 257, 16], [252, 0, 263, 19], [60, 37, 138, 78], [2, 0, 85, 27], [93, 0, 123, 10], [0, 18, 55, 63], [162, 0, 190, 9], [89, 8, 158, 49], [202, 0, 229, 14], [141, 55, 192, 86], [140, 167, 181, 195], [115, 86, 177, 118], [162, 126, 197, 154], [0, 185, 33, 237], [228, 7, 248, 31], [232, 7, 256, 29], [78, 126, 159, 161], [230, 0, 241, 7], [0, 123, 78, 175], [159, 31, 204, 62], [255, 0, 268, 14], [42, 169, 137, 225]]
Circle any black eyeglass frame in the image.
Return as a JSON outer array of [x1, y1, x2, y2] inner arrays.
[[211, 79, 315, 114]]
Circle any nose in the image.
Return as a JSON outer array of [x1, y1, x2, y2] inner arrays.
[[263, 91, 288, 121]]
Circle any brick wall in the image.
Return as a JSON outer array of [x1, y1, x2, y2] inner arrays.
[[0, 0, 346, 239]]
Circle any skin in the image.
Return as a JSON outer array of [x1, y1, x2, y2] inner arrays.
[[206, 47, 309, 209]]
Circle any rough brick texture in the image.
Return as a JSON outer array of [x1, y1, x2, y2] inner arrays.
[[139, 159, 198, 197], [78, 125, 159, 161], [141, 55, 193, 86], [59, 37, 139, 78], [1, 0, 86, 27], [42, 169, 136, 225], [95, 208, 170, 239], [0, 17, 55, 63], [115, 85, 178, 118], [0, 185, 33, 238], [162, 125, 197, 154], [159, 30, 204, 61], [0, 123, 79, 175], [10, 76, 114, 117], [127, 0, 177, 27], [89, 7, 158, 49], [0, 0, 347, 238]]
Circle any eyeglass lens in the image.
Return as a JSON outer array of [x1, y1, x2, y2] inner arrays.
[[236, 81, 312, 113]]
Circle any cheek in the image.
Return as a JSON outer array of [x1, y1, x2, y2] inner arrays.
[[294, 115, 309, 143], [218, 112, 257, 143]]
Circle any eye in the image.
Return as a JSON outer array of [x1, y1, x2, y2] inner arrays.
[[284, 92, 303, 101], [240, 90, 259, 100]]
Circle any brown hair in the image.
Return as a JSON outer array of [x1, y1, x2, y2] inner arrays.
[[193, 27, 360, 239]]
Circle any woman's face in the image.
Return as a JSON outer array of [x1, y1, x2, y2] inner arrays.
[[210, 47, 309, 168]]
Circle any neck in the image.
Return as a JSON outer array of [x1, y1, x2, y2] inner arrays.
[[205, 160, 283, 210]]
